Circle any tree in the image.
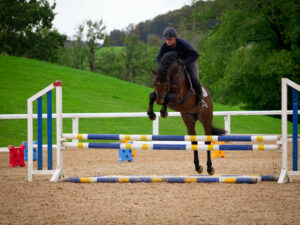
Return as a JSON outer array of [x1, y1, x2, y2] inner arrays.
[[123, 33, 141, 81], [147, 34, 162, 46], [85, 19, 106, 72], [194, 0, 300, 110], [0, 0, 65, 61], [108, 29, 125, 46], [72, 25, 89, 69], [96, 47, 126, 80], [24, 28, 66, 62], [123, 30, 159, 86]]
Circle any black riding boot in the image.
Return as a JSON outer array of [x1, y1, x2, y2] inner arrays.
[[194, 83, 208, 110]]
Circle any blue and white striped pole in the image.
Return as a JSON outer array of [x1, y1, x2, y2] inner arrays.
[[64, 142, 280, 151], [63, 133, 279, 142]]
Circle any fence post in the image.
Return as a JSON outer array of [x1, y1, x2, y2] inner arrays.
[[224, 115, 231, 134], [153, 117, 159, 135], [72, 117, 79, 144]]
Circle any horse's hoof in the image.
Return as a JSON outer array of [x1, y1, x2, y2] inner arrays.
[[196, 165, 203, 174], [207, 167, 215, 175], [160, 111, 168, 118], [148, 113, 156, 121]]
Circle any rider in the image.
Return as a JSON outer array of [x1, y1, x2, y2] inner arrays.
[[156, 27, 208, 109]]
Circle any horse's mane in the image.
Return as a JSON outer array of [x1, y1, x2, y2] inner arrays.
[[158, 51, 179, 81]]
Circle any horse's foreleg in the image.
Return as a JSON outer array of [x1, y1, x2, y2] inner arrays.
[[147, 92, 157, 120], [160, 95, 169, 118], [181, 112, 203, 173]]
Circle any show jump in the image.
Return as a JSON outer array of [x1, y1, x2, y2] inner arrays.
[[26, 79, 299, 183]]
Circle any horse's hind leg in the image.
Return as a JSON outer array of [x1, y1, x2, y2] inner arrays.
[[202, 121, 215, 175], [205, 142, 214, 175], [181, 112, 203, 174]]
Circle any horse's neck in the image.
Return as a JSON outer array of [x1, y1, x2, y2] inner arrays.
[[169, 64, 189, 94], [169, 64, 182, 83]]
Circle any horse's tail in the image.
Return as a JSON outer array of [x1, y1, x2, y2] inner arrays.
[[211, 125, 226, 135]]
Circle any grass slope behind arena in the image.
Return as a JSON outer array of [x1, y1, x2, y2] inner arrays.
[[0, 55, 296, 146]]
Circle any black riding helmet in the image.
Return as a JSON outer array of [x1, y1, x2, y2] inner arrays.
[[162, 27, 177, 40]]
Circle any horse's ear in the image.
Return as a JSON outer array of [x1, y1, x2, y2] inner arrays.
[[151, 68, 157, 75]]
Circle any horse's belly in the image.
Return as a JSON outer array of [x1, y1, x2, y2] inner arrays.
[[168, 104, 199, 113]]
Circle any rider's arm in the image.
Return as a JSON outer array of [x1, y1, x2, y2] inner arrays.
[[176, 38, 199, 64]]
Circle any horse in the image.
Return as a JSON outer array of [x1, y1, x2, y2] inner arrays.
[[147, 51, 226, 175]]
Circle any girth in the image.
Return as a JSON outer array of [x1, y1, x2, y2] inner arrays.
[[180, 89, 193, 105]]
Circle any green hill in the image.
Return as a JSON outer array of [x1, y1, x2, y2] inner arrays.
[[0, 55, 296, 146]]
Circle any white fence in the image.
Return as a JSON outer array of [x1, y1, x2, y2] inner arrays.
[[0, 110, 298, 152], [0, 110, 298, 136]]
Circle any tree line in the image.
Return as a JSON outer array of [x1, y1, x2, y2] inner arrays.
[[192, 0, 300, 110], [58, 22, 159, 87], [1, 0, 299, 111]]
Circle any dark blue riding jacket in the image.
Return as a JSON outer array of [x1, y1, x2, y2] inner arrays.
[[156, 38, 199, 64]]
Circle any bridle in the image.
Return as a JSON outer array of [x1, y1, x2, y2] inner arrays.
[[157, 62, 182, 95], [156, 61, 194, 105]]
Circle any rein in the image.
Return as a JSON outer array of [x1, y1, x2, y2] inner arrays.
[[168, 63, 194, 105]]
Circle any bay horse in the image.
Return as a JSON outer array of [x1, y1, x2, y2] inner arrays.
[[147, 51, 226, 175]]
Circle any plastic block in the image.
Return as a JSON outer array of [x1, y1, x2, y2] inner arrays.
[[8, 145, 26, 167], [23, 141, 37, 161], [118, 149, 133, 162]]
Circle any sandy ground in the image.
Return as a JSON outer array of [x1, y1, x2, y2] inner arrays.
[[0, 142, 299, 225]]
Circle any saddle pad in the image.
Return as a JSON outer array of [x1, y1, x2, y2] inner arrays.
[[202, 87, 208, 97]]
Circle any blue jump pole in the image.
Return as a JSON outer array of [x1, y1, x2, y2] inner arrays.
[[292, 89, 298, 171], [37, 96, 43, 170], [47, 91, 53, 170]]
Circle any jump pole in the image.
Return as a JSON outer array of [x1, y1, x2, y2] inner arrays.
[[64, 175, 268, 184], [64, 142, 280, 151], [63, 133, 279, 142]]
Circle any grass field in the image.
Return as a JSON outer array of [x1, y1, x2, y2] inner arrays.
[[0, 54, 298, 146]]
